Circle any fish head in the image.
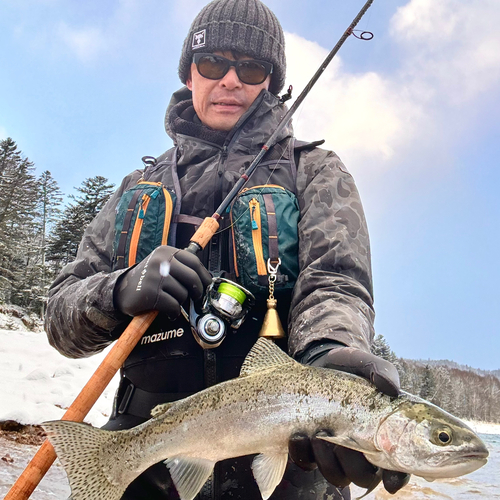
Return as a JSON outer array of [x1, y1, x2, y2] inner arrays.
[[371, 399, 489, 480]]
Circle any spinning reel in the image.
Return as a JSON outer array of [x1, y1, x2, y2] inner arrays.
[[186, 278, 255, 349]]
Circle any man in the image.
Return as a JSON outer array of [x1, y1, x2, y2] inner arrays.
[[45, 0, 409, 498]]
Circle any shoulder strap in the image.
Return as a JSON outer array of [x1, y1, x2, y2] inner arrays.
[[114, 188, 144, 270], [142, 148, 178, 181], [293, 139, 325, 168], [287, 139, 325, 194], [143, 147, 182, 247]]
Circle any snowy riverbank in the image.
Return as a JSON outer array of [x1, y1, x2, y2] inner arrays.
[[0, 327, 119, 428], [463, 419, 500, 435]]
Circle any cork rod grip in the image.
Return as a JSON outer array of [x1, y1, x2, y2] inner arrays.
[[189, 217, 220, 249]]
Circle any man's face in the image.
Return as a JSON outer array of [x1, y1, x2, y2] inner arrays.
[[186, 51, 271, 131]]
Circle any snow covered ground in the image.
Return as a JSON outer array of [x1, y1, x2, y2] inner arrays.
[[464, 420, 500, 436], [1, 326, 499, 499], [0, 327, 119, 428]]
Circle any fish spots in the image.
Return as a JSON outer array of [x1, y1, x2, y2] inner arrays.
[[341, 394, 352, 407], [401, 403, 435, 424]]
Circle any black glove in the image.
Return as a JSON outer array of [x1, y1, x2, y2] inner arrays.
[[289, 345, 410, 495], [312, 346, 401, 398], [114, 246, 212, 318]]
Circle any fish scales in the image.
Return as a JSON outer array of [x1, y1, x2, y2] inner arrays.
[[43, 338, 488, 500], [124, 363, 391, 466]]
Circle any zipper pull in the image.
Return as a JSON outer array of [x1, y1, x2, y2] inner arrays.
[[250, 200, 258, 229], [138, 194, 149, 219], [218, 146, 228, 176]]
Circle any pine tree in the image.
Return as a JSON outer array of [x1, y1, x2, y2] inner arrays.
[[37, 170, 63, 267], [36, 171, 63, 315], [0, 138, 38, 305], [47, 204, 86, 271], [71, 176, 115, 227], [420, 364, 437, 402], [371, 333, 402, 375], [371, 334, 394, 361], [47, 176, 114, 272]]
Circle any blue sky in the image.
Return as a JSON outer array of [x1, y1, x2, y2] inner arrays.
[[1, 0, 499, 370]]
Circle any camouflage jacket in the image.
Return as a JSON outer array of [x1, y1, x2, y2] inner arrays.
[[45, 87, 375, 360]]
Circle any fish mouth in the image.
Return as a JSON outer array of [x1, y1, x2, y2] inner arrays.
[[419, 455, 488, 481], [462, 451, 489, 459], [441, 449, 489, 466]]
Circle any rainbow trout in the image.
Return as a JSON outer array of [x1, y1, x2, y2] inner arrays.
[[43, 338, 488, 500]]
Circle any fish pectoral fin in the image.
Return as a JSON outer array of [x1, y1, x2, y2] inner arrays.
[[165, 456, 215, 500], [251, 452, 288, 500], [317, 434, 379, 454], [151, 402, 174, 418]]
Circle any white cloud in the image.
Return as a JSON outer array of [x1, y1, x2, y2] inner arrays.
[[284, 0, 500, 184], [11, 0, 147, 63], [285, 32, 424, 175], [57, 23, 107, 63], [55, 0, 145, 63], [391, 0, 500, 103]]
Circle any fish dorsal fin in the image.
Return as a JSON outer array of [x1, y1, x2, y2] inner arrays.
[[151, 402, 174, 418], [251, 452, 288, 500], [240, 338, 296, 377], [165, 456, 215, 500]]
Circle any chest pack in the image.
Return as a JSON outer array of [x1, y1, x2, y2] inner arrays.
[[111, 139, 322, 297], [113, 181, 177, 270], [229, 184, 299, 295]]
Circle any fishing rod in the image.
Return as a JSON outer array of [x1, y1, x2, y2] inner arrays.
[[5, 2, 374, 498], [188, 0, 374, 253]]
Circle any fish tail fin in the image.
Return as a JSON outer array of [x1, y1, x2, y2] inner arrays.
[[43, 420, 128, 500]]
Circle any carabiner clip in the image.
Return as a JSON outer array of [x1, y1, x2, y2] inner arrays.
[[267, 258, 281, 275]]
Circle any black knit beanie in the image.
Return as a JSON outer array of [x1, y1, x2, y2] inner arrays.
[[178, 0, 286, 95]]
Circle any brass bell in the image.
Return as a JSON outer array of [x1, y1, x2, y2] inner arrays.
[[259, 298, 286, 340]]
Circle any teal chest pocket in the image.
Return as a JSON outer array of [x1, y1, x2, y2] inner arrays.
[[112, 181, 177, 270], [230, 185, 300, 297]]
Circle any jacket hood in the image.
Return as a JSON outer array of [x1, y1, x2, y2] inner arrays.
[[164, 86, 293, 157]]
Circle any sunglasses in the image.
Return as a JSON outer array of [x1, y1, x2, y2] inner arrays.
[[192, 53, 273, 85]]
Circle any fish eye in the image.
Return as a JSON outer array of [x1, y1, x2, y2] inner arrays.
[[432, 428, 453, 446], [438, 431, 451, 444]]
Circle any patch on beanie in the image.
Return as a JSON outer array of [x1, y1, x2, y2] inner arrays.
[[192, 29, 206, 50]]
